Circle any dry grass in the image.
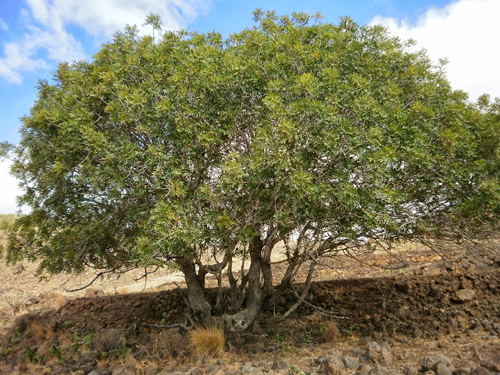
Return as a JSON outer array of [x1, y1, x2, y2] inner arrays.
[[189, 326, 225, 358], [154, 329, 187, 360], [119, 353, 148, 375], [319, 320, 338, 343], [29, 321, 56, 343]]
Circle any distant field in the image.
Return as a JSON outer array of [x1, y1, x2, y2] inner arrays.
[[0, 214, 17, 227]]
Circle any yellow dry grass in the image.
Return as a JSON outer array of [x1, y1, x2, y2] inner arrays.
[[189, 326, 225, 358]]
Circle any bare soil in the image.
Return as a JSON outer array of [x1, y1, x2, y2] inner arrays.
[[0, 240, 499, 374]]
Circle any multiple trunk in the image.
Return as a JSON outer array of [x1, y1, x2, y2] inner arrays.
[[179, 234, 303, 331]]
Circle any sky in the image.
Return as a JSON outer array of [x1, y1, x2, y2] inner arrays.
[[0, 0, 499, 214]]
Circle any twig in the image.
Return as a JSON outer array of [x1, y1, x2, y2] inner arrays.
[[65, 271, 110, 292], [274, 261, 316, 322], [140, 323, 182, 329]]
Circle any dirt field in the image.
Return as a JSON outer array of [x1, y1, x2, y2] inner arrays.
[[0, 220, 499, 374]]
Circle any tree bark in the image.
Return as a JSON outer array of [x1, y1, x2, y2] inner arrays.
[[177, 259, 213, 327], [223, 235, 263, 331]]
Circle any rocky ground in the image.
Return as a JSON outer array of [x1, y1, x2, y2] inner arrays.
[[0, 241, 499, 375]]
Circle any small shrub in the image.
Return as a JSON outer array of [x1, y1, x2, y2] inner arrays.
[[319, 321, 338, 343], [189, 326, 224, 358], [24, 345, 44, 364], [275, 334, 296, 352], [95, 329, 125, 353], [154, 329, 187, 359]]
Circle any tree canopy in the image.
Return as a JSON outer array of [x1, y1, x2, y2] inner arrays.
[[2, 10, 500, 330]]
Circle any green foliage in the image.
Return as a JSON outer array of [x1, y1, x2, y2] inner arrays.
[[1, 11, 499, 325], [49, 343, 66, 365], [0, 336, 13, 358], [109, 337, 128, 358], [489, 300, 499, 313], [275, 333, 296, 352], [71, 329, 96, 352], [24, 345, 44, 364]]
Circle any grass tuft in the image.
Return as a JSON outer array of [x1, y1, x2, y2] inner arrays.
[[189, 326, 224, 358], [320, 320, 338, 343]]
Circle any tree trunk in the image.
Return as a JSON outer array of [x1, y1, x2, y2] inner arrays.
[[177, 259, 213, 327], [223, 235, 263, 331]]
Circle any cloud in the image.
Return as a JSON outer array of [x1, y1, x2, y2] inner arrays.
[[26, 0, 211, 36], [0, 18, 8, 31], [372, 0, 500, 102], [0, 160, 22, 214], [0, 0, 212, 84]]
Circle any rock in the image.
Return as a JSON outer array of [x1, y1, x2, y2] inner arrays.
[[454, 289, 476, 302], [359, 364, 373, 375], [366, 341, 392, 366], [420, 353, 453, 372], [244, 334, 260, 344], [369, 364, 392, 375], [240, 362, 260, 374], [272, 360, 290, 370], [472, 368, 492, 375], [313, 355, 326, 367], [413, 328, 424, 338], [402, 365, 419, 375], [342, 356, 360, 370], [358, 336, 372, 346], [395, 282, 410, 293], [453, 368, 472, 375], [350, 348, 366, 357], [480, 354, 500, 372], [398, 305, 410, 317], [435, 362, 453, 375], [378, 341, 391, 353], [320, 355, 346, 375], [248, 342, 265, 354]]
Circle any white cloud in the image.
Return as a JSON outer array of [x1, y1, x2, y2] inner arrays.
[[27, 0, 211, 36], [0, 0, 211, 84], [0, 18, 8, 31], [0, 160, 23, 214], [372, 0, 500, 102], [0, 42, 50, 84]]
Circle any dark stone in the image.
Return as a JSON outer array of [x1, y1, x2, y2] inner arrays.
[[435, 363, 453, 375], [453, 368, 472, 375], [272, 360, 289, 370], [240, 362, 260, 374], [342, 356, 360, 370], [368, 364, 392, 375], [320, 355, 346, 375], [395, 282, 409, 293], [480, 354, 500, 372], [420, 353, 453, 372], [472, 368, 492, 375], [244, 334, 260, 344]]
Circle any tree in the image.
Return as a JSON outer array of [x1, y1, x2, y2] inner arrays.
[[1, 11, 499, 330]]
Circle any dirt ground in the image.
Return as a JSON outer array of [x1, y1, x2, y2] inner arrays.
[[0, 239, 499, 374]]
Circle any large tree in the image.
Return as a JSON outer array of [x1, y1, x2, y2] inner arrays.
[[2, 11, 499, 330]]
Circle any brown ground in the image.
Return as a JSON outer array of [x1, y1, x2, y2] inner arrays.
[[0, 239, 499, 374]]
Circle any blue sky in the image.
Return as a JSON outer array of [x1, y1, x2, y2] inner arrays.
[[0, 0, 499, 213]]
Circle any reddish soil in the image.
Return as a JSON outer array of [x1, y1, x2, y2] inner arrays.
[[0, 244, 499, 374]]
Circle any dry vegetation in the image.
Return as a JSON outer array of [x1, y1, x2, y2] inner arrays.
[[1, 214, 499, 374]]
